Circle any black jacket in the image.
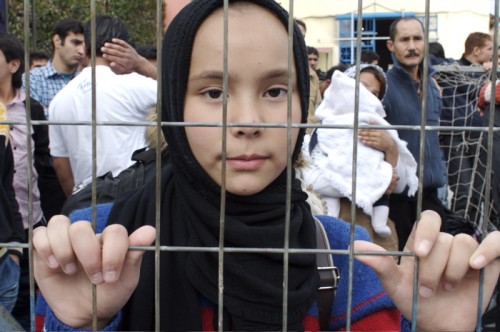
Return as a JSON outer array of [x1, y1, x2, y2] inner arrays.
[[27, 98, 66, 220], [0, 137, 25, 251]]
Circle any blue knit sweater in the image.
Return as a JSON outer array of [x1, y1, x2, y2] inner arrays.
[[383, 56, 447, 190]]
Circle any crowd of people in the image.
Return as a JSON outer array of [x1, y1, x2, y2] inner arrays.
[[0, 1, 499, 331], [306, 18, 500, 250], [0, 14, 158, 331]]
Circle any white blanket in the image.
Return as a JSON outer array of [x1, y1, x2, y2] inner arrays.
[[301, 71, 418, 216]]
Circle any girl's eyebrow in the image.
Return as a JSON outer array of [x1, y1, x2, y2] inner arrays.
[[190, 69, 294, 83], [189, 70, 225, 81], [261, 69, 294, 82]]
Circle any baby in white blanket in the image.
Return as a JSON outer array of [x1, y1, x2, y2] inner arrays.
[[301, 65, 418, 237]]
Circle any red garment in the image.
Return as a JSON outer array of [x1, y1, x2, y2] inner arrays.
[[338, 308, 401, 331], [195, 305, 399, 332], [478, 81, 500, 110]]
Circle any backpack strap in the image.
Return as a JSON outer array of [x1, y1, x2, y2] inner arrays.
[[314, 217, 340, 331]]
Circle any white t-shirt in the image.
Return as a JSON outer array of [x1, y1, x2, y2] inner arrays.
[[49, 65, 157, 191]]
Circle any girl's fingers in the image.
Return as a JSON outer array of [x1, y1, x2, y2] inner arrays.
[[405, 210, 442, 257], [46, 215, 77, 274], [33, 226, 59, 270], [99, 225, 156, 284], [417, 232, 453, 297], [68, 221, 106, 284], [470, 231, 500, 269], [353, 240, 400, 295], [443, 234, 478, 287], [119, 226, 157, 276], [100, 224, 133, 283]]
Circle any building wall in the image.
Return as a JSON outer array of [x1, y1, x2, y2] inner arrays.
[[161, 0, 491, 69], [280, 0, 491, 69]]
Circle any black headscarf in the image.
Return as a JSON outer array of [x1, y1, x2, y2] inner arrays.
[[108, 0, 317, 330]]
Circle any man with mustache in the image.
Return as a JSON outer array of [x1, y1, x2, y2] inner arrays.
[[382, 17, 447, 251]]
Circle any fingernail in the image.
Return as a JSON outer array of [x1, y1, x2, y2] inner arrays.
[[64, 263, 77, 274], [91, 272, 104, 284], [104, 270, 117, 283], [471, 255, 486, 268], [47, 255, 59, 269], [417, 240, 431, 254], [419, 286, 434, 298]]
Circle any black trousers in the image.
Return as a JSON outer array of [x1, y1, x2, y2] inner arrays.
[[389, 188, 446, 251]]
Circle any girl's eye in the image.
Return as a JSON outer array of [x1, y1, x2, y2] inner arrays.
[[265, 88, 287, 98], [203, 89, 223, 100]]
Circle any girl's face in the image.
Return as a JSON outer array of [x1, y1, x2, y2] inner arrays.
[[184, 4, 302, 196], [359, 71, 382, 99]]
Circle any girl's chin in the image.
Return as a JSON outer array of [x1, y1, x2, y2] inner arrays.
[[224, 182, 268, 196]]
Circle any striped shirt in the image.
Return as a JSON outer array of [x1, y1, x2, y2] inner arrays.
[[7, 89, 43, 229]]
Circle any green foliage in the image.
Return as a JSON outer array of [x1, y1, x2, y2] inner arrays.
[[8, 0, 160, 55]]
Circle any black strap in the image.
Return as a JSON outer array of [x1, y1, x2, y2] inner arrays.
[[309, 129, 318, 155], [315, 217, 340, 331]]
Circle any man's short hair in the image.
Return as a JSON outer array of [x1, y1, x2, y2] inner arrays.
[[30, 50, 49, 66], [307, 46, 319, 57], [54, 17, 84, 44], [464, 32, 492, 55], [360, 50, 379, 64], [323, 64, 347, 81], [389, 17, 424, 41], [0, 32, 24, 89], [84, 15, 131, 57], [428, 42, 446, 59]]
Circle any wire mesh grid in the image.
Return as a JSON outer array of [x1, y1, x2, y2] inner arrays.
[[0, 0, 498, 331]]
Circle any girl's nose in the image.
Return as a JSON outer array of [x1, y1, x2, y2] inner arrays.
[[228, 99, 263, 138]]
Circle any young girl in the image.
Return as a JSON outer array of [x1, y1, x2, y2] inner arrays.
[[301, 65, 418, 238], [33, 1, 500, 331]]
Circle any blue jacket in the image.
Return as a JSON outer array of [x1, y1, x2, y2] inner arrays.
[[383, 56, 446, 190]]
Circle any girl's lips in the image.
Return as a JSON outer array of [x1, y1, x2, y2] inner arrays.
[[226, 156, 267, 171]]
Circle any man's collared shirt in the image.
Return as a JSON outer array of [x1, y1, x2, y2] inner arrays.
[[22, 60, 78, 119]]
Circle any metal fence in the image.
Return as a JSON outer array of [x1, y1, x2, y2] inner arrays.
[[1, 0, 499, 331]]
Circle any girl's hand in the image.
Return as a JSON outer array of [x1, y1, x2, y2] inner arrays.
[[33, 215, 156, 329], [354, 210, 500, 331]]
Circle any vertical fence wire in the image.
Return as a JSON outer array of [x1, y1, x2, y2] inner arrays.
[[154, 0, 163, 330], [409, 0, 432, 329], [87, 0, 99, 329], [342, 0, 366, 329], [217, 0, 229, 329], [479, 0, 499, 329], [282, 1, 296, 329], [22, 0, 36, 330]]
